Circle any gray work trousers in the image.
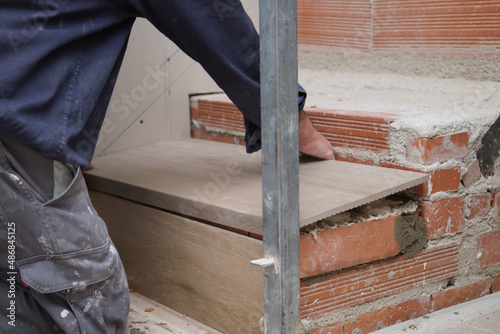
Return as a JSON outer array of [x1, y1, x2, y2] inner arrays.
[[0, 140, 129, 333]]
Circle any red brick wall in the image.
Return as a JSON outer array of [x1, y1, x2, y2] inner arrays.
[[298, 0, 500, 55], [297, 0, 372, 51], [300, 244, 459, 319], [373, 0, 500, 53], [306, 279, 494, 333], [189, 93, 500, 334]]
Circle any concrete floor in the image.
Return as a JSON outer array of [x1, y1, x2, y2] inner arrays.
[[377, 292, 500, 334], [126, 293, 222, 334]]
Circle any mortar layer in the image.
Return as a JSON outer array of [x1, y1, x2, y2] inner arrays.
[[299, 68, 500, 120], [301, 196, 418, 236], [394, 216, 428, 259]]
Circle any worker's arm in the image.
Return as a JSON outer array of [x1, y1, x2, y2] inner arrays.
[[125, 0, 307, 154]]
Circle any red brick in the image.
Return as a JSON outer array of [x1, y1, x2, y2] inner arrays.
[[462, 159, 482, 188], [372, 2, 500, 54], [191, 93, 400, 153], [334, 154, 375, 166], [307, 322, 342, 334], [492, 274, 500, 293], [494, 189, 500, 221], [477, 230, 500, 268], [430, 167, 461, 194], [467, 194, 491, 219], [380, 162, 460, 196], [407, 132, 468, 165], [420, 197, 465, 239], [300, 244, 459, 319], [299, 0, 500, 54], [344, 308, 389, 334], [389, 296, 431, 325], [307, 107, 397, 152], [300, 216, 400, 278], [431, 278, 491, 312], [190, 96, 245, 133], [298, 1, 372, 51]]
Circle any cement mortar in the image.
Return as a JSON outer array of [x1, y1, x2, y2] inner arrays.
[[394, 216, 428, 258], [299, 68, 500, 118], [456, 236, 486, 286], [191, 119, 245, 138], [301, 197, 419, 236], [298, 50, 500, 82]]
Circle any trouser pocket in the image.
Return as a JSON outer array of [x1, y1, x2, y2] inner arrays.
[[0, 142, 129, 333], [0, 244, 129, 334], [0, 142, 113, 283], [19, 244, 129, 334]]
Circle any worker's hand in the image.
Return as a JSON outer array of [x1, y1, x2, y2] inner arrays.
[[86, 162, 95, 170], [298, 111, 335, 160]]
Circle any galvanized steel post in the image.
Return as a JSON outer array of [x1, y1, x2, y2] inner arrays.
[[256, 0, 301, 332]]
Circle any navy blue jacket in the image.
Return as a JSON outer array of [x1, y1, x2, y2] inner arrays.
[[0, 0, 305, 167]]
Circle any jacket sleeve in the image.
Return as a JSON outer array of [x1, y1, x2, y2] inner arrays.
[[126, 0, 306, 153]]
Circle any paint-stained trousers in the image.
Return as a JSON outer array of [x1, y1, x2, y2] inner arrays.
[[0, 140, 129, 333]]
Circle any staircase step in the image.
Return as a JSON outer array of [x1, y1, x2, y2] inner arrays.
[[190, 70, 500, 160], [190, 93, 400, 152]]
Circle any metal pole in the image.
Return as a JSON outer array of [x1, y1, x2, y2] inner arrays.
[[252, 0, 301, 332]]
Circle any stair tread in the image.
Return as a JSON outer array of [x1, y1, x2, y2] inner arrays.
[[84, 138, 428, 237]]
